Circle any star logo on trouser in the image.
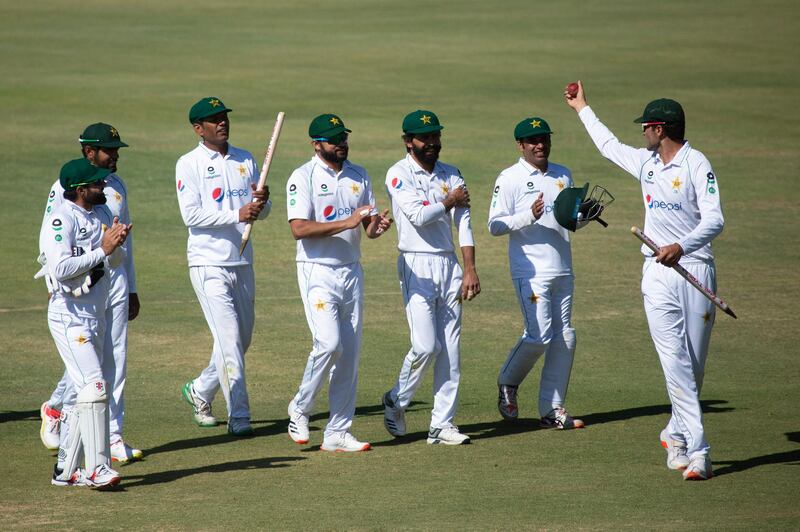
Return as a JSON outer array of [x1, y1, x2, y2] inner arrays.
[[529, 293, 539, 304], [314, 299, 326, 311], [76, 335, 89, 345], [703, 311, 711, 323]]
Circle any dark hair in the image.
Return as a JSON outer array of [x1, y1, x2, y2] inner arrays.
[[64, 189, 78, 201], [663, 122, 685, 142]]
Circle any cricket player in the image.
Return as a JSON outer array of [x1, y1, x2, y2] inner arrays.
[[382, 110, 480, 445], [176, 97, 271, 437], [44, 158, 130, 488], [566, 82, 724, 480], [286, 114, 392, 452], [487, 117, 584, 430], [38, 123, 143, 463]]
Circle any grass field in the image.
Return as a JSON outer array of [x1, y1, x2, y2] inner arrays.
[[2, 0, 799, 529]]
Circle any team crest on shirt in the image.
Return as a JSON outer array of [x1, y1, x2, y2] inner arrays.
[[113, 191, 122, 203], [671, 176, 682, 192], [350, 184, 360, 195], [441, 184, 450, 195], [556, 180, 565, 191]]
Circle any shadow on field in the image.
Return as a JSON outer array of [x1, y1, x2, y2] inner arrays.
[[0, 409, 40, 423], [144, 421, 290, 456], [714, 432, 800, 477], [579, 399, 733, 426], [120, 456, 305, 488]]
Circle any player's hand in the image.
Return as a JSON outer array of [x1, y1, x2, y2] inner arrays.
[[654, 242, 684, 268], [251, 183, 269, 203], [239, 201, 264, 222], [531, 192, 545, 220], [444, 185, 470, 210], [128, 293, 140, 321], [462, 268, 481, 301], [367, 209, 393, 238], [101, 217, 131, 255], [346, 205, 374, 229], [565, 80, 588, 113]]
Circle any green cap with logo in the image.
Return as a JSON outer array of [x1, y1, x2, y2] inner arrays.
[[79, 123, 129, 148], [309, 114, 351, 139], [633, 98, 685, 124], [514, 117, 553, 140], [189, 97, 233, 124], [59, 158, 111, 191], [402, 110, 443, 135]]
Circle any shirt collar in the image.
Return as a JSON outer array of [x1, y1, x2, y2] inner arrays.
[[313, 154, 351, 177], [518, 157, 549, 176], [654, 141, 691, 168], [406, 153, 442, 177], [198, 141, 228, 160]]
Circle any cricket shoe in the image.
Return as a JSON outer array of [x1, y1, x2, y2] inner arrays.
[[287, 400, 309, 444], [382, 391, 406, 437], [40, 402, 61, 450], [321, 432, 371, 452], [181, 381, 218, 427], [540, 407, 585, 430], [660, 429, 689, 470], [85, 464, 121, 490], [228, 417, 254, 437], [497, 384, 519, 421], [427, 424, 471, 445], [683, 456, 713, 481], [51, 464, 87, 487], [110, 440, 144, 463]]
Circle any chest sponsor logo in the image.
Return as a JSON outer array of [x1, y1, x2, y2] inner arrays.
[[318, 183, 334, 197], [391, 177, 402, 189], [644, 170, 655, 184], [527, 182, 534, 189], [646, 194, 682, 211], [212, 187, 249, 202], [323, 205, 357, 221], [288, 183, 297, 195], [78, 227, 88, 239], [206, 166, 221, 179], [177, 180, 185, 192]]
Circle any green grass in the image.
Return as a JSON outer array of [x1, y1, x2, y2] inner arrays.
[[1, 0, 799, 529]]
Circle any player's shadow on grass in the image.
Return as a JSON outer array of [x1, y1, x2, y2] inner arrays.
[[714, 431, 800, 477], [0, 409, 40, 423], [120, 456, 305, 488], [579, 399, 733, 426]]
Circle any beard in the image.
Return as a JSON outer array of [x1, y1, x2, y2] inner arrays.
[[412, 143, 440, 166], [320, 145, 348, 164], [87, 189, 107, 205]]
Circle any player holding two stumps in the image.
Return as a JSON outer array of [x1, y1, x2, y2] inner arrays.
[[566, 82, 725, 480]]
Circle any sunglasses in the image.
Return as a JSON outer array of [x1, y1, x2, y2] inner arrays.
[[314, 132, 348, 145], [641, 122, 666, 131]]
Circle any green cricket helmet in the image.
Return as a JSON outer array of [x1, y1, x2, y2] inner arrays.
[[554, 183, 614, 231]]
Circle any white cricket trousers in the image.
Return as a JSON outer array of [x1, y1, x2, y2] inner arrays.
[[390, 252, 463, 429], [190, 265, 255, 420], [47, 311, 105, 390], [498, 275, 577, 417], [291, 262, 363, 437], [642, 259, 715, 459], [48, 298, 129, 442]]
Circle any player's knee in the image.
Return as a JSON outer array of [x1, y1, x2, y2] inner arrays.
[[557, 327, 576, 349], [412, 338, 440, 359], [316, 336, 343, 358], [521, 334, 548, 351], [76, 380, 108, 404]]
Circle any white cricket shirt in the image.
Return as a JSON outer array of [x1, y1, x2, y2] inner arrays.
[[176, 142, 272, 267], [385, 154, 474, 253], [579, 106, 724, 261], [488, 158, 573, 278], [42, 201, 113, 318], [286, 155, 377, 266]]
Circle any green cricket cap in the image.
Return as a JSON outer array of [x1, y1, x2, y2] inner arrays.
[[79, 123, 129, 148], [402, 110, 443, 134], [633, 98, 685, 124], [553, 183, 589, 232], [514, 117, 553, 140], [308, 114, 351, 139], [59, 158, 111, 191], [189, 97, 233, 124]]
